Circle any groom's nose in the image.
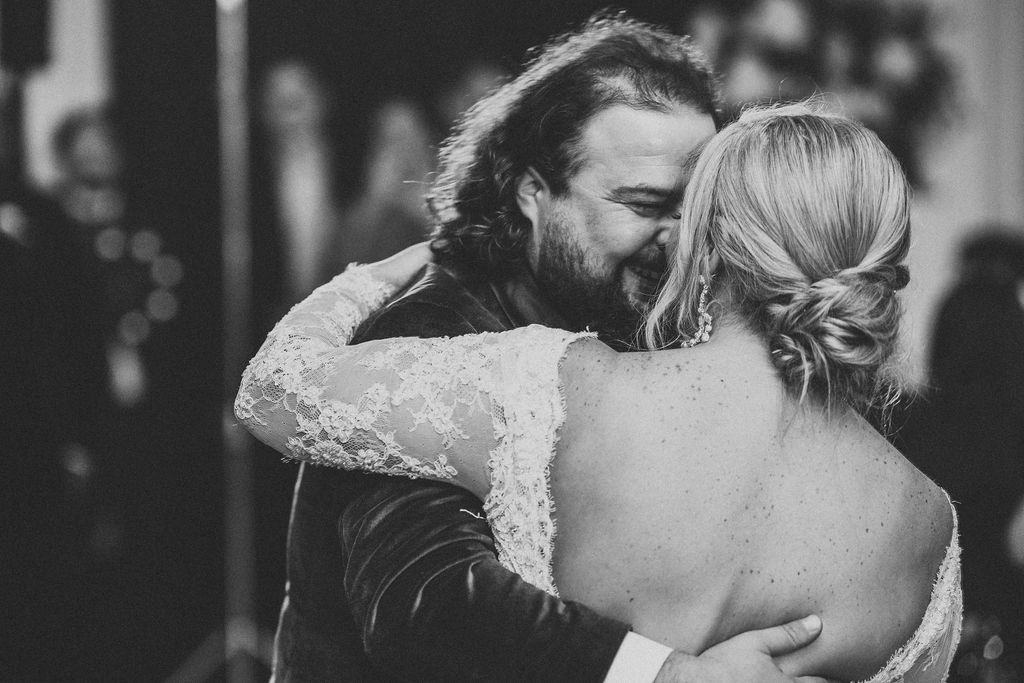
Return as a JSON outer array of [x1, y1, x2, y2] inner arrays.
[[654, 224, 672, 250]]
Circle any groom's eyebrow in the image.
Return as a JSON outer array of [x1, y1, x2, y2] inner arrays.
[[607, 185, 680, 202]]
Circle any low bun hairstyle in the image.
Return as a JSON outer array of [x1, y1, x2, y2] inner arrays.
[[645, 102, 911, 412]]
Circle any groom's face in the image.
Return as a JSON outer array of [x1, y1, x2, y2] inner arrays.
[[526, 103, 716, 343]]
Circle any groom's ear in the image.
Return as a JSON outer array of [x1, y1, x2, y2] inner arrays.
[[514, 167, 549, 229]]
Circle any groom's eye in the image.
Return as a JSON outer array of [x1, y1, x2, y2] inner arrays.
[[629, 202, 680, 219], [628, 202, 666, 218]]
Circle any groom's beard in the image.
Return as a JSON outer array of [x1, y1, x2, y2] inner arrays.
[[534, 224, 664, 350]]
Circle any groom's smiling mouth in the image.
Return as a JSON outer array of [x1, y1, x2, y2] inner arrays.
[[624, 264, 666, 298]]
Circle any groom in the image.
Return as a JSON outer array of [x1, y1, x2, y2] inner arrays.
[[274, 14, 826, 682]]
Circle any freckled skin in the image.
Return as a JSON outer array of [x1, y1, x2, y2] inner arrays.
[[551, 327, 954, 682]]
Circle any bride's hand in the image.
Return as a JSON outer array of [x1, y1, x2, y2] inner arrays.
[[365, 242, 434, 291]]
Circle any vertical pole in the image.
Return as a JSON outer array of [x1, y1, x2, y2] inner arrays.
[[0, 73, 26, 188], [217, 1, 255, 681]]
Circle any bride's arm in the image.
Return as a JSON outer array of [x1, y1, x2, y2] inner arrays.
[[235, 251, 595, 499], [234, 242, 430, 454]]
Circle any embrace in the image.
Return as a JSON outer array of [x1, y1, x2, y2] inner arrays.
[[236, 14, 961, 683]]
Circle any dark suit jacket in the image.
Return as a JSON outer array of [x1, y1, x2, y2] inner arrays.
[[272, 262, 630, 681]]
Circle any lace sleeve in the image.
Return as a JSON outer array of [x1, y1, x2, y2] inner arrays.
[[234, 265, 591, 495], [235, 271, 593, 592], [234, 264, 395, 452]]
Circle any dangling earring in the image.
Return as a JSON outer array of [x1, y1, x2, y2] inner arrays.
[[680, 274, 713, 348]]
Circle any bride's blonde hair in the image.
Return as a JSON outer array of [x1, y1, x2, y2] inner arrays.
[[644, 102, 911, 412]]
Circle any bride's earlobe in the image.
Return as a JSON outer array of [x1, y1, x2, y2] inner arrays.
[[706, 246, 723, 277]]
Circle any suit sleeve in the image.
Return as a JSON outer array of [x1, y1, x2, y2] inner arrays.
[[341, 478, 630, 682], [340, 299, 631, 681]]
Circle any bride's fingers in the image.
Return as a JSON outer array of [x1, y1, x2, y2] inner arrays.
[[368, 242, 434, 289]]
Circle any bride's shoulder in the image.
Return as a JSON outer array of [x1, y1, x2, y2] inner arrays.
[[858, 429, 955, 620], [891, 452, 955, 571], [810, 423, 956, 678], [869, 425, 953, 543], [845, 415, 953, 551]]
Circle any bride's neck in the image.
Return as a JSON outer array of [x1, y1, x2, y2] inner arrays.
[[704, 312, 767, 356], [700, 289, 777, 375]]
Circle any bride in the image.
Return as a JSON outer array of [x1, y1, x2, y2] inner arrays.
[[235, 104, 961, 682]]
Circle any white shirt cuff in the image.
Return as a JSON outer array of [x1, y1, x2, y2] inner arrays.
[[603, 631, 674, 683]]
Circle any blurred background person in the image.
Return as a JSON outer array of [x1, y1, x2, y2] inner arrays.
[[434, 57, 508, 132], [257, 58, 341, 310], [325, 97, 433, 271], [51, 105, 125, 242], [31, 100, 215, 680], [1, 63, 125, 679], [323, 59, 507, 276], [0, 209, 119, 680], [904, 229, 1024, 682], [50, 104, 187, 410], [8, 2, 224, 677]]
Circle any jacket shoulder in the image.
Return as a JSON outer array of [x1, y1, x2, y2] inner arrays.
[[354, 264, 509, 342]]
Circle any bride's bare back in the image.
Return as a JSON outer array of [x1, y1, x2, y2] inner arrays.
[[554, 335, 954, 681]]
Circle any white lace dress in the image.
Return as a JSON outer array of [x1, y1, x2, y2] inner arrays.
[[235, 265, 963, 683]]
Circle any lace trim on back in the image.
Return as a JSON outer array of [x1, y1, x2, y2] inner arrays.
[[479, 328, 592, 596], [860, 499, 963, 683]]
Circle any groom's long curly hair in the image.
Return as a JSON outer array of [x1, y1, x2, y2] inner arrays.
[[428, 12, 723, 276]]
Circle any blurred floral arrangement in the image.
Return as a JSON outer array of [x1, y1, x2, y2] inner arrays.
[[678, 0, 956, 186]]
